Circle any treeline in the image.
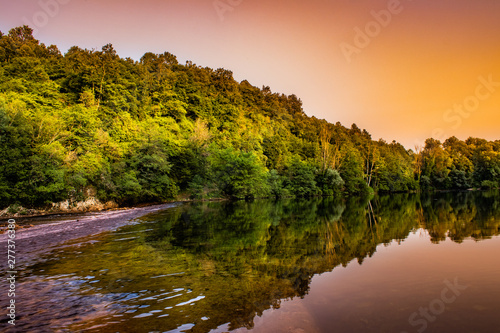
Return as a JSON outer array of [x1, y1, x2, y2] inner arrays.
[[418, 137, 500, 191], [0, 26, 499, 208]]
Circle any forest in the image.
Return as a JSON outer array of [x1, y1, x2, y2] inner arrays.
[[1, 26, 499, 209]]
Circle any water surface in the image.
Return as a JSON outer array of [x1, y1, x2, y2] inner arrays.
[[4, 191, 500, 332]]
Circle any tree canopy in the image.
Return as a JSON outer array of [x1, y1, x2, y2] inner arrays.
[[1, 26, 498, 209]]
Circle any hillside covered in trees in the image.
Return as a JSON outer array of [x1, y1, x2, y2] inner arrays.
[[0, 26, 499, 209]]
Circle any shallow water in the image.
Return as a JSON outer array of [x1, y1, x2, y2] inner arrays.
[[3, 191, 500, 332]]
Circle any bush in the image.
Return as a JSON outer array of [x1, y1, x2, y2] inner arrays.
[[316, 168, 344, 196], [420, 175, 432, 190], [188, 174, 205, 199], [481, 180, 498, 189], [347, 178, 370, 195], [7, 204, 21, 214], [209, 148, 269, 199], [267, 169, 290, 198], [126, 142, 179, 202], [187, 174, 220, 199], [284, 158, 319, 197], [449, 169, 471, 190]]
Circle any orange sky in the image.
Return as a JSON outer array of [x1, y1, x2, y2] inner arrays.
[[1, 0, 499, 149]]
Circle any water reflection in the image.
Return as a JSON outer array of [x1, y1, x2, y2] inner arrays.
[[7, 191, 500, 332]]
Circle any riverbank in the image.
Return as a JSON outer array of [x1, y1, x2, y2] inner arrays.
[[0, 202, 180, 270], [0, 197, 122, 221], [0, 193, 227, 221]]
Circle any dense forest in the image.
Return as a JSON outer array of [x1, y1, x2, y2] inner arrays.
[[0, 26, 499, 209]]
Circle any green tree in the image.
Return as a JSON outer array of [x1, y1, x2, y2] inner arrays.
[[209, 148, 269, 199], [284, 157, 319, 197]]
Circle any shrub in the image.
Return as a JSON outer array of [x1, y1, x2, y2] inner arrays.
[[284, 158, 319, 197], [209, 148, 269, 199], [481, 180, 498, 189], [316, 168, 344, 196]]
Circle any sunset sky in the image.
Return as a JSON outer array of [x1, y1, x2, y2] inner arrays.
[[1, 0, 499, 149]]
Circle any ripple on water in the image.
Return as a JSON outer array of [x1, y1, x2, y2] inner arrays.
[[133, 312, 154, 318], [113, 236, 140, 242], [175, 295, 205, 307], [150, 272, 185, 278], [168, 323, 195, 332], [159, 293, 183, 301]]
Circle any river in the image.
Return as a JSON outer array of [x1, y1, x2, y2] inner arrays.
[[2, 191, 500, 332]]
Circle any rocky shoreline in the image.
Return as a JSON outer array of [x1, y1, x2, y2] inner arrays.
[[0, 197, 121, 221]]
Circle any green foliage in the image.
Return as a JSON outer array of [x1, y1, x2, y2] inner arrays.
[[7, 203, 21, 214], [316, 168, 344, 196], [209, 148, 269, 199], [187, 174, 206, 199], [419, 137, 500, 190], [284, 158, 319, 197], [1, 26, 498, 209], [481, 180, 498, 190], [339, 145, 369, 195], [449, 169, 471, 190], [267, 169, 290, 198]]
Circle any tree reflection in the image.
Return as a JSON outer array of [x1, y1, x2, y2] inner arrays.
[[420, 191, 500, 243], [28, 191, 500, 333]]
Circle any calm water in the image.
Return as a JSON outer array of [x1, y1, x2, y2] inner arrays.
[[4, 191, 500, 332]]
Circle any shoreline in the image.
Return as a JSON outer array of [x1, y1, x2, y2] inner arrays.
[[0, 197, 232, 222], [0, 200, 176, 222], [1, 187, 491, 223], [0, 202, 181, 271]]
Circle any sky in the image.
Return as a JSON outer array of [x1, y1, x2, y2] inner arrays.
[[1, 0, 500, 149]]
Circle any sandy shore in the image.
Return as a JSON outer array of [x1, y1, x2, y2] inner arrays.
[[0, 203, 179, 270]]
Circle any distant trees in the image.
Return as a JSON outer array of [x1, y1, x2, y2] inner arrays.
[[419, 137, 500, 190]]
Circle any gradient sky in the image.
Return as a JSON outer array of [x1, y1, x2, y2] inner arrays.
[[1, 0, 499, 149]]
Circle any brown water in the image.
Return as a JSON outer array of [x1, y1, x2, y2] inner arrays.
[[2, 191, 500, 333]]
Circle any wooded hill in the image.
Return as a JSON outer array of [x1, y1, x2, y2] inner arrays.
[[0, 26, 499, 208]]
